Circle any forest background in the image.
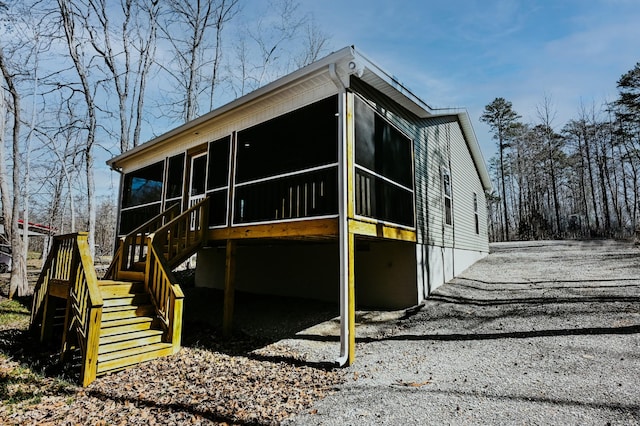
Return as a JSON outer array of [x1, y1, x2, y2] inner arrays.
[[1, 0, 639, 298]]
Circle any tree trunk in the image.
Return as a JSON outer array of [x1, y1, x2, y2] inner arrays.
[[1, 47, 29, 298]]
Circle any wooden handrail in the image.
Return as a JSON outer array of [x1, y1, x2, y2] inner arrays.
[[104, 203, 181, 278], [31, 232, 103, 386], [68, 233, 103, 386], [31, 234, 80, 337], [145, 198, 208, 345]]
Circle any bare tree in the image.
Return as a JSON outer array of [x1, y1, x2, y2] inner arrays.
[[536, 95, 564, 236], [0, 44, 28, 298], [57, 0, 98, 257], [294, 19, 330, 68], [85, 0, 160, 152], [225, 0, 329, 98], [159, 0, 240, 122]]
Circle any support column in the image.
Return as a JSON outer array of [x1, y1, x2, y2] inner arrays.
[[223, 239, 236, 338], [332, 65, 356, 366]]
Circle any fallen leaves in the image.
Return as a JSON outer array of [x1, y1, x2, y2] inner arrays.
[[1, 343, 343, 425]]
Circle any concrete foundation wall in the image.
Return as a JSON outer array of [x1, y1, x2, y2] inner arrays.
[[195, 239, 419, 309]]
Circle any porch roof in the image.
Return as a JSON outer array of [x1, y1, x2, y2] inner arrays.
[[107, 46, 489, 190]]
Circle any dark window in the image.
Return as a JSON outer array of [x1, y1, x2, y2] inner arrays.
[[234, 167, 338, 224], [122, 161, 164, 208], [474, 192, 479, 234], [235, 96, 338, 183], [166, 153, 185, 200], [207, 136, 231, 190], [119, 203, 161, 235]]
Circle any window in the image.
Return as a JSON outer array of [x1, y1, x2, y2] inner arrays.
[[122, 162, 164, 208], [473, 192, 479, 234], [443, 169, 452, 226], [120, 161, 165, 234], [354, 96, 414, 227]]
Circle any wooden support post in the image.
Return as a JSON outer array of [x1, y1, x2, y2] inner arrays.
[[81, 306, 102, 387], [223, 239, 237, 338], [40, 294, 55, 343]]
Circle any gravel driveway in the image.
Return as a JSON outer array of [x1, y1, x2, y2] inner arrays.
[[283, 239, 640, 425]]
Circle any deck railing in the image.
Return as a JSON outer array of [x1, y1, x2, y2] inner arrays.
[[30, 234, 78, 340], [145, 198, 208, 350], [104, 203, 181, 279], [31, 233, 103, 386]]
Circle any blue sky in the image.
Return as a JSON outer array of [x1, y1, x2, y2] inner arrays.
[[300, 0, 640, 160]]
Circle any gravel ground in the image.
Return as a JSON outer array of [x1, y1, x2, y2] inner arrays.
[[2, 239, 639, 424], [282, 239, 640, 425]]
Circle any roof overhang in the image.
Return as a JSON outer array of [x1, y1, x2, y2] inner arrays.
[[107, 45, 490, 192]]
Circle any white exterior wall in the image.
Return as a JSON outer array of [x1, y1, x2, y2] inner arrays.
[[416, 243, 488, 303]]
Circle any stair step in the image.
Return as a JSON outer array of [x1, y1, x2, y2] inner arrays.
[[100, 315, 155, 334], [100, 317, 154, 337], [99, 330, 165, 355], [99, 281, 145, 298], [102, 294, 150, 308], [102, 305, 154, 321], [100, 329, 164, 345], [97, 342, 173, 374], [116, 270, 146, 282]]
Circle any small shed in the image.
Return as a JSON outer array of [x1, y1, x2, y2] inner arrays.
[[107, 46, 491, 364]]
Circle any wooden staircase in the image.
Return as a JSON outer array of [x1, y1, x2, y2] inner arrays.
[[30, 198, 209, 386], [97, 280, 172, 375]]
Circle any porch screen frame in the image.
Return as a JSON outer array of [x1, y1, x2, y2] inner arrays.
[[230, 95, 340, 226], [353, 94, 416, 229]]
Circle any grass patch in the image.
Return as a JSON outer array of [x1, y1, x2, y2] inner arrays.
[[0, 354, 76, 412], [0, 299, 30, 329]]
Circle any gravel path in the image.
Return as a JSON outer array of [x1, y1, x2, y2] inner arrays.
[[283, 239, 640, 425]]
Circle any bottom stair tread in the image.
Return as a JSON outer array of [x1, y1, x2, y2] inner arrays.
[[97, 342, 174, 374]]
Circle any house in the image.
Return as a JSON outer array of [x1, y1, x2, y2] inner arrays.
[[107, 45, 491, 364]]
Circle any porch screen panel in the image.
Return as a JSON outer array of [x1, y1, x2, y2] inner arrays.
[[234, 168, 338, 224], [206, 136, 231, 227], [354, 96, 415, 227], [120, 161, 164, 234], [233, 96, 339, 224], [235, 96, 338, 183], [165, 153, 185, 208]]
